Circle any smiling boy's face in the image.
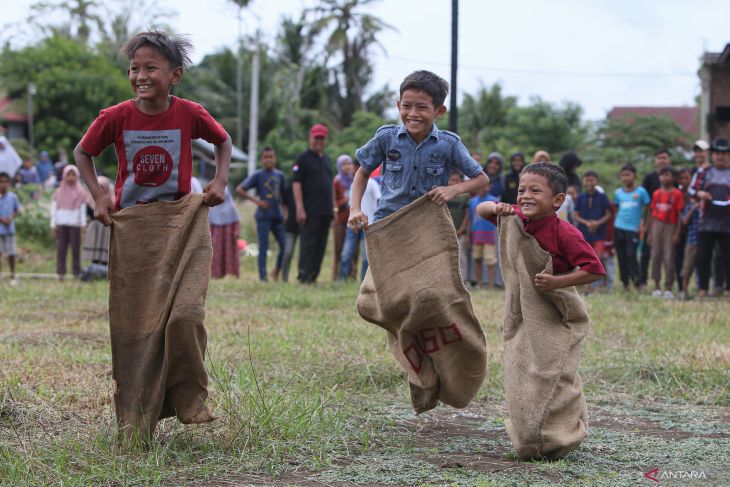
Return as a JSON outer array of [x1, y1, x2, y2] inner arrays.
[[517, 172, 564, 221], [397, 89, 446, 142], [128, 45, 182, 104]]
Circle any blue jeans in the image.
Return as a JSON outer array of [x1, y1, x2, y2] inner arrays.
[[256, 218, 286, 281], [339, 227, 368, 281]]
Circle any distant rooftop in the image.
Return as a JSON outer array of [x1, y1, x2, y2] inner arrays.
[[607, 106, 697, 137], [0, 97, 27, 123]]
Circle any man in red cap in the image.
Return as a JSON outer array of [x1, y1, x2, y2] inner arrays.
[[292, 124, 334, 283]]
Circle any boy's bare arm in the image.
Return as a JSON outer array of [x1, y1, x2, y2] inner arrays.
[[429, 172, 488, 205], [292, 182, 306, 224], [235, 186, 269, 208], [74, 143, 113, 226], [203, 133, 233, 206], [347, 167, 370, 232], [476, 200, 514, 219], [534, 269, 603, 291]]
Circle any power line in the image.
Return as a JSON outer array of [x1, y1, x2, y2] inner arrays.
[[384, 55, 696, 79]]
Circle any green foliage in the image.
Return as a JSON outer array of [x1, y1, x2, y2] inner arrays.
[[458, 82, 517, 148], [11, 185, 53, 247], [0, 35, 129, 169]]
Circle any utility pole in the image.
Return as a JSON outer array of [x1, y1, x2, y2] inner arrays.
[[449, 0, 458, 132], [27, 83, 36, 156], [248, 31, 260, 177], [235, 7, 244, 152]]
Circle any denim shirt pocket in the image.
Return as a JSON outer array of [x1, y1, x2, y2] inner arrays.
[[425, 154, 446, 185], [386, 160, 403, 190]]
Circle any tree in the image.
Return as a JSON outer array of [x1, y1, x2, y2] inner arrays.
[[458, 83, 516, 148], [309, 0, 393, 126], [0, 35, 129, 170]]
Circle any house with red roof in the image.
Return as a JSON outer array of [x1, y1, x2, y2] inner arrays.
[[606, 106, 697, 138]]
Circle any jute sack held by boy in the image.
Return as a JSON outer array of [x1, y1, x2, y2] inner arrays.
[[357, 195, 487, 413], [348, 71, 490, 414], [109, 194, 213, 436], [478, 162, 605, 459]]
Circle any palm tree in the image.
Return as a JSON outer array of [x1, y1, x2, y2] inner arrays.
[[309, 0, 393, 126], [459, 83, 517, 147]]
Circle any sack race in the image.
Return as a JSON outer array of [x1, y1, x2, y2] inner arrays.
[[109, 194, 214, 438], [498, 214, 589, 460], [357, 195, 488, 414]]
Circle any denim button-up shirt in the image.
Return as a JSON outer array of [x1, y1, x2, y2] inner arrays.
[[356, 123, 483, 222]]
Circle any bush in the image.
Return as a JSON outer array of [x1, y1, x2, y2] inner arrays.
[[12, 185, 53, 247]]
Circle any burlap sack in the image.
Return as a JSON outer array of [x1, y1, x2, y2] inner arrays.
[[498, 214, 589, 460], [357, 195, 488, 414], [109, 194, 214, 438]]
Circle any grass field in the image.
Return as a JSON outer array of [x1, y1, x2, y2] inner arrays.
[[1, 234, 729, 486]]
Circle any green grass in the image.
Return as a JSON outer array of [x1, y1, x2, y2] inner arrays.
[[1, 237, 729, 485]]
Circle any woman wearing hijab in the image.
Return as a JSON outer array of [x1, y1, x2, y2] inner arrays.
[[51, 165, 88, 279], [332, 154, 355, 280]]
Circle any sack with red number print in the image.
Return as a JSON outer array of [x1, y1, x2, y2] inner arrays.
[[498, 214, 590, 460], [357, 195, 488, 414]]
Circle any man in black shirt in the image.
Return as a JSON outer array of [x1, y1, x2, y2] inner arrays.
[[293, 124, 334, 283]]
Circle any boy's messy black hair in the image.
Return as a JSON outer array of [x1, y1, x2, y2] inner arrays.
[[0, 172, 10, 180], [399, 70, 449, 107], [619, 163, 636, 174], [676, 166, 692, 176], [583, 169, 600, 180], [520, 162, 568, 195], [654, 148, 670, 157], [122, 29, 193, 68], [261, 146, 275, 153]]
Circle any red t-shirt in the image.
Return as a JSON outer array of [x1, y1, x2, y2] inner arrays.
[[80, 96, 228, 210], [650, 188, 684, 224], [488, 206, 605, 275]]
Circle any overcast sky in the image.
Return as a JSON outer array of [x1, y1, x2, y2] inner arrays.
[[3, 0, 730, 120]]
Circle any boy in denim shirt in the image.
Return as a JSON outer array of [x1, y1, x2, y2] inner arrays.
[[348, 70, 488, 230]]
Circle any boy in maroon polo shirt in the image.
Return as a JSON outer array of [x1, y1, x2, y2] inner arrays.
[[477, 162, 605, 290], [646, 166, 684, 299]]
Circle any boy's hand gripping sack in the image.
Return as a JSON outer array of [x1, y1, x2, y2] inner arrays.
[[498, 214, 589, 460], [357, 195, 488, 414], [109, 194, 214, 438]]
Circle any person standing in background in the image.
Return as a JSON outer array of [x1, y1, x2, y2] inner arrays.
[[293, 124, 334, 284], [502, 152, 525, 204], [51, 165, 88, 280], [332, 154, 355, 280]]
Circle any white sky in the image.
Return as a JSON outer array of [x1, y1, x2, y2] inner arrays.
[[3, 0, 730, 120]]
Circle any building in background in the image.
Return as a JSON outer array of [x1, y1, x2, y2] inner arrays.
[[699, 43, 730, 141]]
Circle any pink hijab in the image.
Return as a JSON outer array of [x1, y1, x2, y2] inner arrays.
[[53, 165, 88, 210]]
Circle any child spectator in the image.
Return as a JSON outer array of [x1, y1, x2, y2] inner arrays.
[[613, 163, 650, 290], [280, 180, 298, 283], [484, 152, 505, 200], [36, 151, 55, 186], [556, 184, 578, 224], [209, 187, 241, 279], [339, 170, 381, 281], [348, 69, 488, 241], [646, 166, 684, 298], [73, 30, 232, 438], [532, 150, 550, 163], [18, 159, 41, 185], [469, 180, 498, 289], [477, 162, 604, 459], [51, 165, 88, 280], [678, 168, 700, 300], [695, 137, 730, 299], [502, 152, 525, 204], [0, 172, 20, 285], [236, 147, 286, 282], [573, 170, 612, 289], [558, 151, 582, 190], [332, 154, 355, 279], [446, 170, 470, 281]]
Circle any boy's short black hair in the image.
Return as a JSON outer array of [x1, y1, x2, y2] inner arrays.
[[583, 170, 599, 180], [261, 146, 275, 153], [654, 148, 670, 157], [122, 30, 193, 68], [520, 162, 568, 195], [658, 166, 676, 176], [619, 163, 636, 174], [0, 172, 10, 180], [399, 71, 449, 107]]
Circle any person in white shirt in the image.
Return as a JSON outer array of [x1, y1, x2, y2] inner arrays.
[[51, 165, 88, 279], [338, 172, 381, 281]]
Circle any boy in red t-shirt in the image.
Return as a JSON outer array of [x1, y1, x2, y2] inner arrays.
[[73, 31, 232, 438], [646, 166, 684, 298]]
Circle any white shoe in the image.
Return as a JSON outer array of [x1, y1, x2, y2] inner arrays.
[[663, 290, 674, 300], [9, 278, 19, 286], [652, 289, 663, 298]]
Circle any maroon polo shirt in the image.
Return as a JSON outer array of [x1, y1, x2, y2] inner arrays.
[[489, 206, 605, 276]]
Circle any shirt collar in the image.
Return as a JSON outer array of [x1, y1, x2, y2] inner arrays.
[[518, 207, 558, 232], [397, 123, 440, 141]]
